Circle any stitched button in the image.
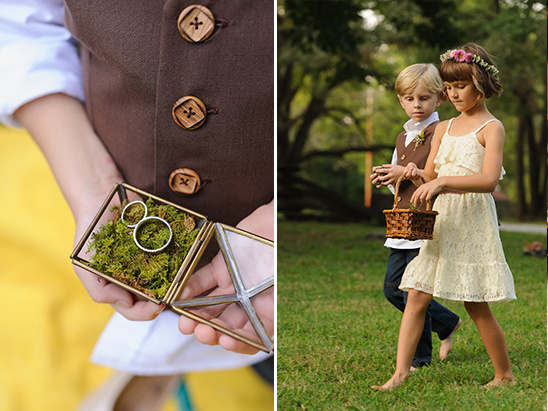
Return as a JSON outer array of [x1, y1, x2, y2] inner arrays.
[[169, 168, 202, 195], [172, 96, 207, 130], [177, 5, 215, 43]]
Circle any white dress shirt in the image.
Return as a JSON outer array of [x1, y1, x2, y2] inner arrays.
[[0, 0, 84, 127]]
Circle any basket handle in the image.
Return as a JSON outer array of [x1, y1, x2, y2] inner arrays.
[[392, 173, 432, 211]]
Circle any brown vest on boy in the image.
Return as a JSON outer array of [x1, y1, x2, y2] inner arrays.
[[394, 121, 438, 209], [64, 0, 273, 226]]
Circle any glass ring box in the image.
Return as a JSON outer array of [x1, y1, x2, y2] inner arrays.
[[71, 183, 274, 353]]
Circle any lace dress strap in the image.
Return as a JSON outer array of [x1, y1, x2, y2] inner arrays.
[[445, 118, 456, 134], [473, 119, 500, 134]]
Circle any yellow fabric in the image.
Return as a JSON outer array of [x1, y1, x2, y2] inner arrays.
[[184, 367, 274, 411], [0, 126, 273, 411], [0, 126, 114, 410]]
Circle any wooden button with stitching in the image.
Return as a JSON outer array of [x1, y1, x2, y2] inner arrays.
[[172, 96, 207, 130], [169, 168, 202, 195], [177, 5, 215, 43]]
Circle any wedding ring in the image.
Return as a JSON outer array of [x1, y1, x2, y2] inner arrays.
[[121, 200, 148, 228], [133, 216, 173, 253]]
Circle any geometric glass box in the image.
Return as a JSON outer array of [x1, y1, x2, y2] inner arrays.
[[71, 183, 274, 353]]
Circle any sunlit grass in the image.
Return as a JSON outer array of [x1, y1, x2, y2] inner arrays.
[[277, 221, 546, 410]]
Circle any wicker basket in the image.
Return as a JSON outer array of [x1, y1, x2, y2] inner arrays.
[[383, 174, 438, 240]]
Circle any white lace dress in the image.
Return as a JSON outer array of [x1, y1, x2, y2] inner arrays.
[[399, 119, 516, 302]]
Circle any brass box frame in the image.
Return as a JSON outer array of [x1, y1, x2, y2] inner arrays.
[[70, 183, 274, 353]]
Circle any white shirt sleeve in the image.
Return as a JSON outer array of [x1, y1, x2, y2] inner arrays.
[[0, 0, 84, 127], [385, 147, 397, 195]]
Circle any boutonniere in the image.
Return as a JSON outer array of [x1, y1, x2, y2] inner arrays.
[[413, 125, 426, 151]]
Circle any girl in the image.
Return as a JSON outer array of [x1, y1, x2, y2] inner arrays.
[[372, 43, 516, 391]]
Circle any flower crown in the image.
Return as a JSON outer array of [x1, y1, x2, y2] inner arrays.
[[440, 49, 499, 77]]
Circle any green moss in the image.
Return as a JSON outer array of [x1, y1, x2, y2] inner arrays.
[[87, 198, 199, 300]]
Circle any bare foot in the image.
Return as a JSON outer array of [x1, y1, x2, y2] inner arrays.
[[439, 319, 461, 360], [371, 374, 408, 392], [483, 376, 516, 389]]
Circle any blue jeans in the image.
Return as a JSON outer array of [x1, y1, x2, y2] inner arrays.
[[383, 248, 460, 367]]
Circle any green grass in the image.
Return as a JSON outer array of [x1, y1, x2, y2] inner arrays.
[[277, 220, 547, 410]]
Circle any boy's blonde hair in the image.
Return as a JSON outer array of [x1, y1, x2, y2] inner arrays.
[[395, 63, 443, 97]]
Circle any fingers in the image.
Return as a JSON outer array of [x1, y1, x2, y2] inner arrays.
[[410, 185, 433, 206], [180, 252, 231, 299], [193, 324, 221, 345], [403, 163, 419, 179], [195, 324, 259, 354], [74, 266, 163, 320], [370, 166, 383, 187], [179, 319, 260, 354], [218, 334, 260, 355], [370, 172, 380, 185], [371, 165, 396, 187], [74, 266, 132, 306], [178, 315, 199, 335], [112, 299, 165, 321]]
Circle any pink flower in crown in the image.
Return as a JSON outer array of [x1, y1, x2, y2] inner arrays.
[[449, 49, 457, 58], [454, 49, 466, 62], [464, 52, 473, 63]]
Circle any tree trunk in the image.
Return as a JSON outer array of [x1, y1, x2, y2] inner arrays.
[[515, 114, 527, 218]]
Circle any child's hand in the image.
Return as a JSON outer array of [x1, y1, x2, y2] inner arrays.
[[371, 164, 405, 187], [370, 166, 384, 188], [178, 201, 274, 354], [403, 162, 423, 181], [370, 166, 385, 187], [410, 179, 443, 207], [74, 196, 165, 321]]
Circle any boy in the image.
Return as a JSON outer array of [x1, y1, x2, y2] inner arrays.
[[371, 64, 461, 368]]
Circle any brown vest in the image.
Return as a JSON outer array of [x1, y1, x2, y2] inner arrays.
[[64, 0, 274, 226], [394, 121, 437, 209]]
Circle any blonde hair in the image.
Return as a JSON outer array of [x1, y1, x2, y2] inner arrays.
[[395, 63, 443, 96]]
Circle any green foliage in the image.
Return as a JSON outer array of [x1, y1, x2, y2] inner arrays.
[[278, 0, 547, 219], [277, 220, 546, 409], [87, 198, 199, 299]]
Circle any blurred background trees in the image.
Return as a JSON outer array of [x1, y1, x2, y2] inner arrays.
[[277, 0, 547, 221]]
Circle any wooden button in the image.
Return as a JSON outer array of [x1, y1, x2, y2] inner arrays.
[[169, 168, 202, 195], [177, 5, 215, 43], [400, 154, 406, 160], [172, 96, 207, 130]]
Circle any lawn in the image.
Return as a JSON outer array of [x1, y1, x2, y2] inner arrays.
[[277, 220, 546, 410]]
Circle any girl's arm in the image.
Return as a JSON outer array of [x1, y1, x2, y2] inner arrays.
[[410, 121, 505, 205], [15, 93, 163, 321]]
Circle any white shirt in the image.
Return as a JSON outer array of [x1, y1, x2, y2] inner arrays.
[[0, 0, 268, 374], [0, 0, 84, 127], [384, 112, 439, 250]]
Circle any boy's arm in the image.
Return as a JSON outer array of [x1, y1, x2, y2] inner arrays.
[[15, 93, 163, 320]]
